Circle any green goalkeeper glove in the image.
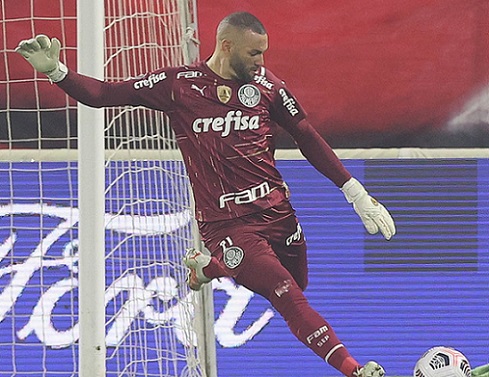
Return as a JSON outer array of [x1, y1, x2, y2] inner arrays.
[[341, 177, 396, 240], [15, 34, 67, 82]]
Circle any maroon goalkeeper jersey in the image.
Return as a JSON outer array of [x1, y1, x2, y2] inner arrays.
[[160, 63, 306, 221], [58, 61, 311, 221]]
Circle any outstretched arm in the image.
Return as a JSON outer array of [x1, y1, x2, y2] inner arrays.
[[286, 119, 351, 187], [288, 119, 396, 240], [15, 35, 136, 108]]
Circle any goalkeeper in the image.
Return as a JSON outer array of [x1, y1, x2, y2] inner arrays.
[[16, 11, 395, 377]]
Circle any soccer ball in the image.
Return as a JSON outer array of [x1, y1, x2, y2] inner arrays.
[[414, 346, 471, 377]]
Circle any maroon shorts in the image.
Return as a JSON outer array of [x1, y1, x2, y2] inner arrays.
[[198, 200, 308, 295]]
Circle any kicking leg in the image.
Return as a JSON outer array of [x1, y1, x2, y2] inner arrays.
[[235, 247, 366, 377]]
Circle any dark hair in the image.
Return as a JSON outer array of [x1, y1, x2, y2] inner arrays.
[[218, 12, 266, 35]]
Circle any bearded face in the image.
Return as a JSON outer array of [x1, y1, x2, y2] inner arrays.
[[229, 52, 257, 83], [227, 30, 268, 83]]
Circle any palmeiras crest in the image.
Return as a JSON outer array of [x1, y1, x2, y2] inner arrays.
[[238, 84, 261, 108], [223, 246, 244, 269]]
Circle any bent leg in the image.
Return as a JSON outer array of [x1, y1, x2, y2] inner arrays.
[[235, 249, 361, 377], [197, 212, 363, 376]]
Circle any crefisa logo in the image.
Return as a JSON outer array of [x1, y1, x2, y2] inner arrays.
[[278, 88, 299, 116], [133, 72, 167, 89]]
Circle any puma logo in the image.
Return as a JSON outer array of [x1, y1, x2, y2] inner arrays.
[[191, 84, 206, 96]]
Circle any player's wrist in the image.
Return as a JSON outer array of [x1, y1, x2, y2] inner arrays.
[[45, 61, 68, 83], [341, 177, 367, 203]]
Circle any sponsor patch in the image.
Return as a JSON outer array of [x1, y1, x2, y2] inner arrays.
[[219, 181, 270, 208], [192, 110, 260, 137], [278, 88, 299, 116], [176, 70, 203, 79], [274, 279, 292, 297], [238, 84, 261, 108], [133, 72, 167, 90], [223, 246, 244, 269], [285, 223, 303, 246], [254, 75, 274, 89]]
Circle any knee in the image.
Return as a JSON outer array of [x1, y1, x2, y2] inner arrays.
[[269, 279, 309, 316]]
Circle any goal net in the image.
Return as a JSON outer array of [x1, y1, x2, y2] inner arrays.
[[0, 0, 209, 376]]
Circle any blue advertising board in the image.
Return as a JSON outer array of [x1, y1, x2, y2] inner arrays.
[[0, 159, 487, 376], [212, 159, 489, 376]]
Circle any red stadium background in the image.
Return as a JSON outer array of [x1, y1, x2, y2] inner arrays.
[[1, 0, 488, 147]]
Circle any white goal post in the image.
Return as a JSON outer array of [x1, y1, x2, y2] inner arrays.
[[77, 0, 106, 375], [76, 0, 218, 375]]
